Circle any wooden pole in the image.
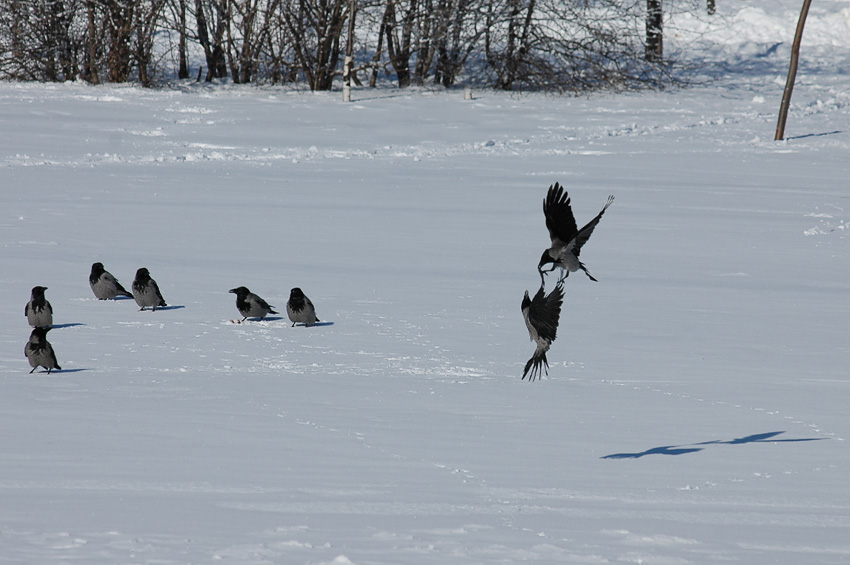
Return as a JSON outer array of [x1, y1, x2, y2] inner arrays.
[[775, 0, 813, 141], [343, 0, 356, 102]]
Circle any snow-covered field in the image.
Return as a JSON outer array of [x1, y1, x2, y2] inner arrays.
[[2, 2, 849, 563]]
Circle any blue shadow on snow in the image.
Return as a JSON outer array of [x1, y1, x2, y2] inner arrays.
[[29, 368, 89, 374], [786, 130, 842, 141], [601, 431, 826, 460]]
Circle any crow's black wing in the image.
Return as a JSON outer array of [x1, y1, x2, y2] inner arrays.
[[573, 195, 614, 257], [529, 282, 564, 343], [254, 294, 277, 313], [151, 279, 167, 306], [543, 183, 578, 247]]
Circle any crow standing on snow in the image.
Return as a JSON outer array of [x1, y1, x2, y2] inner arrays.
[[25, 327, 61, 374], [286, 287, 319, 327], [132, 267, 167, 311], [229, 286, 278, 322], [538, 183, 614, 283], [89, 262, 133, 300], [521, 281, 565, 382], [25, 286, 53, 328]]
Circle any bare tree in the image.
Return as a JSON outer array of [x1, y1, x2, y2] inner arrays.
[[194, 0, 229, 80], [0, 0, 692, 90], [485, 0, 537, 90], [165, 0, 191, 78], [381, 0, 418, 87], [104, 0, 134, 82], [281, 0, 350, 90], [369, 4, 387, 86], [0, 0, 82, 81], [431, 0, 481, 87], [262, 4, 299, 83], [134, 0, 167, 85], [81, 0, 101, 82]]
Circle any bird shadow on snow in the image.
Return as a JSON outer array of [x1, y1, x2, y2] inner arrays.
[[51, 323, 85, 329], [288, 321, 335, 328], [29, 368, 89, 375], [231, 319, 334, 327], [147, 305, 185, 312], [239, 316, 286, 323], [601, 431, 827, 460]]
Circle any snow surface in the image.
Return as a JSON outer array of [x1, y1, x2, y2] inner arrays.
[[2, 2, 850, 563]]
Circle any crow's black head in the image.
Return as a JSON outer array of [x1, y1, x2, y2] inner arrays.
[[29, 326, 51, 341], [90, 262, 105, 284], [537, 250, 555, 270], [229, 286, 250, 297]]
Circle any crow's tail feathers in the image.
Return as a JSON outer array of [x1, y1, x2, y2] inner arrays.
[[579, 261, 598, 282], [522, 351, 549, 382]]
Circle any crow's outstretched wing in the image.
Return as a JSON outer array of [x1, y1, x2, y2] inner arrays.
[[573, 195, 614, 257], [543, 183, 578, 247], [529, 282, 564, 344]]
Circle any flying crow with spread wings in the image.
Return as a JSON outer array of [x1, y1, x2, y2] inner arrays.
[[538, 183, 614, 283], [521, 281, 565, 381]]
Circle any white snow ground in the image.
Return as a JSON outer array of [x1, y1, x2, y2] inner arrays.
[[2, 2, 849, 563]]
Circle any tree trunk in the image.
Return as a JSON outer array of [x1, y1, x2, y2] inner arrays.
[[195, 0, 228, 81], [383, 0, 416, 88], [498, 0, 535, 90], [369, 16, 387, 87], [106, 0, 134, 82], [177, 0, 189, 78], [645, 0, 662, 62], [85, 1, 100, 84]]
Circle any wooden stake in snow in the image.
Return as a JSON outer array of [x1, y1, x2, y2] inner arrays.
[[775, 0, 813, 141], [343, 0, 356, 102]]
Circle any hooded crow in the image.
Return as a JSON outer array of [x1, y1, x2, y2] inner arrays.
[[521, 281, 565, 381], [25, 286, 53, 328], [25, 327, 61, 374], [286, 287, 319, 327], [132, 268, 167, 311], [538, 183, 614, 283], [90, 262, 133, 300], [229, 286, 278, 322]]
